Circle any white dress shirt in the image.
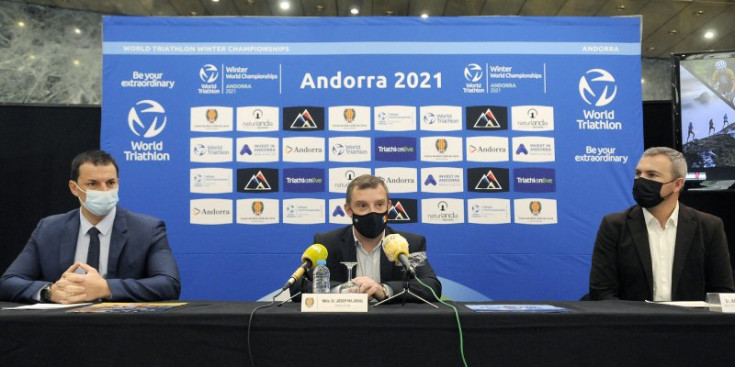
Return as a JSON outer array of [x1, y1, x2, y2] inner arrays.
[[74, 207, 116, 277], [642, 202, 679, 301]]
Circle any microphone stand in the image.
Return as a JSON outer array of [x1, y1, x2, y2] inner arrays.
[[374, 268, 438, 308], [278, 277, 306, 307]]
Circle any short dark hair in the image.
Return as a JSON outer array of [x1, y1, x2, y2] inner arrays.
[[345, 174, 390, 205], [70, 150, 119, 181]]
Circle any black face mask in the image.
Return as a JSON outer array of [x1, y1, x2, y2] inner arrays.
[[632, 177, 676, 209], [351, 210, 388, 239]]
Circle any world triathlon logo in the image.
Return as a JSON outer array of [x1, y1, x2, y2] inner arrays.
[[199, 64, 219, 83], [127, 100, 167, 138], [578, 69, 617, 107], [464, 63, 483, 82]]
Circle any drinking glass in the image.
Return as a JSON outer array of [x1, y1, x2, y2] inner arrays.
[[338, 262, 359, 293]]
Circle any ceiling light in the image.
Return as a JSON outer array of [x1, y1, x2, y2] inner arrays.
[[647, 46, 656, 51], [212, 0, 220, 2], [421, 13, 429, 19], [704, 31, 714, 39], [695, 10, 704, 16], [17, 21, 25, 27], [641, 78, 645, 84], [280, 1, 290, 10], [73, 60, 80, 66], [385, 10, 394, 16], [668, 29, 678, 35], [616, 5, 626, 11], [350, 8, 359, 15], [74, 28, 81, 34]]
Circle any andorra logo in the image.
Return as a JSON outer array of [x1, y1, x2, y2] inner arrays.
[[464, 63, 483, 82], [578, 69, 617, 107], [127, 100, 167, 138], [199, 64, 219, 83]]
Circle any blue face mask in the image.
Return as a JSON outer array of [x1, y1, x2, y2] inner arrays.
[[75, 183, 119, 216]]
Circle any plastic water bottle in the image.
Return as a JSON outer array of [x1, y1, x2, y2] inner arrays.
[[312, 260, 331, 294]]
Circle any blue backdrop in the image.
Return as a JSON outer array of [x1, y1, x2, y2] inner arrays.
[[102, 16, 642, 301]]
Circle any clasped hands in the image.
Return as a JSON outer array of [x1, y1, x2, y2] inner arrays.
[[350, 276, 387, 301], [48, 262, 111, 304]]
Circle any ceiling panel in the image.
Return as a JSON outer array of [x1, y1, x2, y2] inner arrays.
[[480, 0, 525, 15], [557, 0, 607, 16], [302, 0, 338, 16], [200, 0, 240, 16], [443, 0, 484, 16], [595, 0, 648, 16], [167, 0, 208, 16], [82, 0, 119, 14], [408, 0, 444, 17], [518, 0, 566, 16], [372, 0, 410, 16]]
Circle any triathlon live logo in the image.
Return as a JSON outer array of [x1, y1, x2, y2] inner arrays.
[[124, 100, 171, 162]]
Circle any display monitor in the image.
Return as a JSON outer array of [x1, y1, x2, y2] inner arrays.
[[673, 50, 735, 188]]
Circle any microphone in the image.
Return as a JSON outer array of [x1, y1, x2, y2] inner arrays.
[[282, 243, 328, 290], [383, 234, 416, 277]]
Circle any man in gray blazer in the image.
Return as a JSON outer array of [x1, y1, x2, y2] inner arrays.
[[0, 150, 180, 303], [590, 147, 733, 301]]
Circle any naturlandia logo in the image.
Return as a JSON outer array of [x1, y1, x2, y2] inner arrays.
[[577, 69, 622, 130], [124, 100, 170, 162]]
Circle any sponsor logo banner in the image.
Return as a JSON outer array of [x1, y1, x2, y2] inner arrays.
[[511, 105, 554, 131], [190, 106, 233, 132], [420, 136, 463, 162], [465, 106, 508, 131], [283, 137, 325, 162], [419, 105, 463, 131], [374, 137, 417, 162], [190, 199, 233, 225], [283, 198, 325, 224], [329, 198, 352, 224], [190, 137, 233, 163], [283, 106, 325, 131], [388, 198, 418, 224], [514, 198, 558, 225], [374, 106, 416, 131], [374, 167, 417, 193], [467, 167, 510, 193], [283, 168, 325, 193], [420, 167, 464, 193], [422, 198, 464, 224], [513, 168, 556, 193], [236, 199, 279, 225], [466, 136, 509, 162], [329, 167, 371, 193], [190, 168, 233, 194], [237, 106, 279, 132], [329, 137, 371, 162], [467, 198, 511, 224], [328, 106, 370, 131], [236, 168, 279, 193], [236, 137, 279, 163], [512, 136, 555, 162]]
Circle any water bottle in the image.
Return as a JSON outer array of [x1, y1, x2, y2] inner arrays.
[[312, 260, 331, 294]]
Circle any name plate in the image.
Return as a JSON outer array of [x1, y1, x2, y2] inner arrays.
[[706, 293, 735, 312], [300, 293, 368, 313]]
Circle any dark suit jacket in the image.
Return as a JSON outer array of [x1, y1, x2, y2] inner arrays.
[[0, 206, 181, 303], [290, 225, 442, 303], [589, 203, 734, 301]]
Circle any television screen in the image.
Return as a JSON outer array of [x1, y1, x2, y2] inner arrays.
[[674, 50, 735, 183]]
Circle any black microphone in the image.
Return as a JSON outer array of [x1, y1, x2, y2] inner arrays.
[[282, 244, 328, 290], [383, 234, 416, 277]]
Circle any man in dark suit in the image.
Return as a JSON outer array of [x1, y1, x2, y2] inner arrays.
[[292, 174, 441, 302], [0, 150, 180, 303], [590, 147, 734, 301]]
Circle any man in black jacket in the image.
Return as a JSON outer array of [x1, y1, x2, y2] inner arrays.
[[292, 174, 441, 302], [589, 147, 734, 301]]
